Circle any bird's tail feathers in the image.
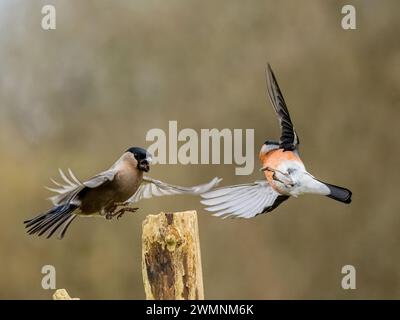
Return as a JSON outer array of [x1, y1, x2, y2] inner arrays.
[[323, 182, 352, 204], [24, 203, 78, 239]]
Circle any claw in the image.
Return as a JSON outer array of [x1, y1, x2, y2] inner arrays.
[[108, 206, 139, 220], [262, 166, 295, 187]]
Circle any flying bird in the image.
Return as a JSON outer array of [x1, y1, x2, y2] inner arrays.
[[24, 147, 221, 239], [201, 64, 352, 218]]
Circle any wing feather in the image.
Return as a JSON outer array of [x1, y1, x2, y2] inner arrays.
[[127, 177, 222, 204], [46, 168, 117, 206], [82, 169, 117, 188], [266, 64, 299, 151], [202, 188, 260, 212], [201, 180, 288, 218]]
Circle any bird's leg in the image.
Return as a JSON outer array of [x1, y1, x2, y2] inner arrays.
[[105, 203, 127, 220], [260, 166, 286, 175], [113, 202, 127, 206], [261, 167, 295, 187], [113, 207, 139, 220], [104, 206, 117, 220], [107, 202, 139, 220]]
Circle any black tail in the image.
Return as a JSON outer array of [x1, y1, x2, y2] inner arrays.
[[324, 183, 352, 204], [24, 203, 78, 239]]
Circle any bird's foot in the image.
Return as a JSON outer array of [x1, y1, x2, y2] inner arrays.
[[105, 213, 113, 220], [115, 207, 139, 220], [263, 166, 295, 187], [106, 206, 139, 220], [261, 166, 286, 175]]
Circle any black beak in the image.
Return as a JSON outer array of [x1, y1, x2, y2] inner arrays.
[[139, 160, 150, 172]]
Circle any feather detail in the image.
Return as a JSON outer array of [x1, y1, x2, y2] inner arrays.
[[45, 169, 84, 205]]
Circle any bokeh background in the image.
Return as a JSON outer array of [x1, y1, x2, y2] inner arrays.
[[0, 0, 399, 299]]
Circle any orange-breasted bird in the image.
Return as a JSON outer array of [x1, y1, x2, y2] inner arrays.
[[200, 64, 352, 218], [24, 147, 221, 239]]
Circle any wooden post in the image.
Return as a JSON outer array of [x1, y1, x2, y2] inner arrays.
[[52, 289, 80, 300], [142, 211, 204, 300]]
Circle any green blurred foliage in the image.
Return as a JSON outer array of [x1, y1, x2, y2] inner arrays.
[[0, 0, 399, 299]]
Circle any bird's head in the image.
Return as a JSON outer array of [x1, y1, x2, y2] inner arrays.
[[126, 147, 153, 172]]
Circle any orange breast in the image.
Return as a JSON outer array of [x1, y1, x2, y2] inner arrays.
[[259, 148, 303, 185]]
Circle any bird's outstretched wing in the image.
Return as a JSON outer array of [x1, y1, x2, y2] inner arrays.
[[266, 64, 299, 151], [127, 176, 222, 204], [46, 168, 118, 206], [200, 180, 289, 218]]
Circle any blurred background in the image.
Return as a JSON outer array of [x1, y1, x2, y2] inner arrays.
[[0, 0, 399, 299]]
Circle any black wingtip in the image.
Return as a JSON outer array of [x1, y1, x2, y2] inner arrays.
[[266, 63, 275, 77], [265, 63, 279, 93]]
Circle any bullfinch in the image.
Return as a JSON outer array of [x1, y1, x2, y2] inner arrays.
[[200, 64, 352, 218], [25, 147, 221, 239]]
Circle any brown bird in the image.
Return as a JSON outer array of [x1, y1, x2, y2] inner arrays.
[[24, 147, 221, 239]]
